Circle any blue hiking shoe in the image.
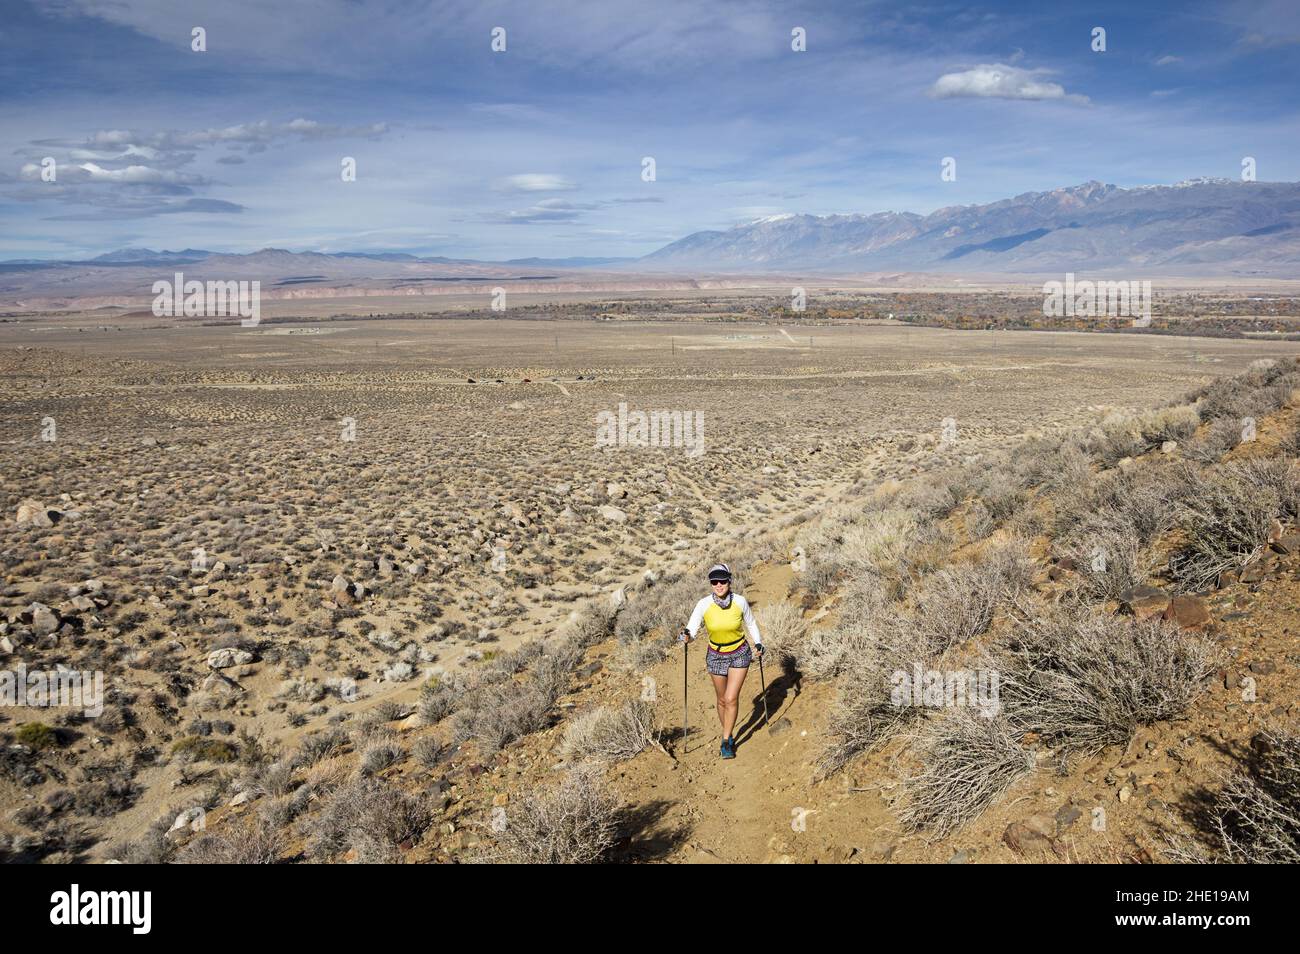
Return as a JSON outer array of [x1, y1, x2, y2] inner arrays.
[[721, 736, 736, 759]]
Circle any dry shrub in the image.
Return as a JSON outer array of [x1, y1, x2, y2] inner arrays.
[[1091, 411, 1149, 465], [898, 711, 1035, 838], [1144, 404, 1201, 443], [562, 698, 657, 763], [177, 815, 284, 864], [753, 600, 808, 662], [1203, 731, 1300, 863], [1182, 417, 1244, 463], [451, 679, 553, 751], [1169, 458, 1300, 591], [1060, 518, 1152, 603], [798, 581, 902, 681], [418, 673, 467, 726], [817, 623, 933, 778], [293, 728, 350, 768], [306, 777, 431, 863], [488, 767, 621, 864], [613, 572, 698, 643], [994, 606, 1215, 761], [912, 538, 1035, 653], [831, 507, 920, 579], [359, 741, 404, 776]]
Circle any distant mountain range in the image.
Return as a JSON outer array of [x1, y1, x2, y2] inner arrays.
[[2, 179, 1296, 309], [642, 179, 1300, 274]]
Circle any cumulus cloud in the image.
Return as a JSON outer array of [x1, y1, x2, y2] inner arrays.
[[928, 63, 1088, 104]]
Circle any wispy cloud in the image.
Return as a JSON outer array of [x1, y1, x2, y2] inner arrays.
[[497, 173, 577, 192]]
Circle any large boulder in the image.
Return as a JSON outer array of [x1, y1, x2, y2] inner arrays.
[[15, 500, 59, 528], [207, 647, 255, 669]]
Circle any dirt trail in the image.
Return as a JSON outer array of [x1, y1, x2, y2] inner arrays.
[[610, 560, 899, 864]]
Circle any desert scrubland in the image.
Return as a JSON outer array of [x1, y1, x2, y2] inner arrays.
[[3, 298, 1300, 863]]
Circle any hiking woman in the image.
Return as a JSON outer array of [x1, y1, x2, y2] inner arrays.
[[679, 563, 764, 759]]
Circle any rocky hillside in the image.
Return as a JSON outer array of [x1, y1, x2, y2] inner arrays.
[[79, 357, 1300, 864]]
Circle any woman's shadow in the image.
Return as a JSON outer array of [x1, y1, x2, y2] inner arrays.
[[734, 655, 801, 747]]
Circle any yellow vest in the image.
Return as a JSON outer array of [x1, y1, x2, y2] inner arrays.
[[703, 600, 746, 651]]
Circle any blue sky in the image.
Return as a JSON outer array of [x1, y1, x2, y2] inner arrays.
[[2, 0, 1297, 260]]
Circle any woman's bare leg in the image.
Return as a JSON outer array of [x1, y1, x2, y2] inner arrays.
[[721, 666, 748, 740], [710, 673, 729, 735]]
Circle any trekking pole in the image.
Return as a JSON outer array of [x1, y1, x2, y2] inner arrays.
[[758, 650, 771, 727], [681, 628, 689, 755]]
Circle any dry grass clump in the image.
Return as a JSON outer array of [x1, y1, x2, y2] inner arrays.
[[897, 711, 1036, 838], [1169, 458, 1300, 591], [486, 766, 621, 864], [994, 605, 1215, 762], [562, 698, 657, 763]]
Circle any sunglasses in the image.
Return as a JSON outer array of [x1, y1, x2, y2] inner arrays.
[[710, 579, 730, 585]]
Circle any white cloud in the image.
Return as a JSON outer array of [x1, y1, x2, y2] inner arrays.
[[1154, 54, 1182, 66], [929, 63, 1088, 104], [499, 174, 577, 192]]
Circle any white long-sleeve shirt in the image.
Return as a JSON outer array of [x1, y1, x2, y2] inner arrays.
[[684, 594, 762, 647]]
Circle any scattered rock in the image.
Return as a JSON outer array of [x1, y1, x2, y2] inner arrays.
[[1121, 585, 1170, 620], [25, 603, 60, 635], [1164, 594, 1211, 629], [1002, 822, 1052, 855], [168, 807, 205, 835], [597, 505, 627, 524], [1055, 805, 1083, 831], [1272, 531, 1300, 556]]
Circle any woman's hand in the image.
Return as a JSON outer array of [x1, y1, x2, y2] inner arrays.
[[753, 643, 765, 659], [678, 627, 693, 643]]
